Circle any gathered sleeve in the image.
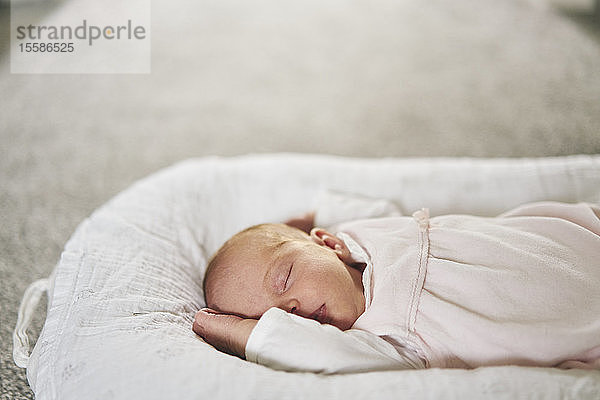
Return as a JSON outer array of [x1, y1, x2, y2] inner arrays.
[[498, 201, 600, 235], [313, 191, 401, 228]]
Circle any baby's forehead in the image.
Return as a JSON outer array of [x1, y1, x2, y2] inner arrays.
[[220, 235, 277, 270], [235, 227, 303, 253], [209, 241, 277, 310], [217, 224, 308, 276]]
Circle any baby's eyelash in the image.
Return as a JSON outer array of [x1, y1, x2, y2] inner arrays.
[[283, 264, 293, 289]]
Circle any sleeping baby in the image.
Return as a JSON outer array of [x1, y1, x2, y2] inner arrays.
[[193, 198, 600, 373]]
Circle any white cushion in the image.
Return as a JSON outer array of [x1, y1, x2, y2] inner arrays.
[[21, 154, 600, 400]]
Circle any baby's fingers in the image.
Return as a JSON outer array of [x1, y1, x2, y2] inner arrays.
[[193, 309, 231, 336], [192, 310, 257, 358]]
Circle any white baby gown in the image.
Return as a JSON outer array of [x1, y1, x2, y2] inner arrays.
[[245, 201, 600, 373]]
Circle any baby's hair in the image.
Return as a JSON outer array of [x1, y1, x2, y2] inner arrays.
[[203, 223, 308, 309]]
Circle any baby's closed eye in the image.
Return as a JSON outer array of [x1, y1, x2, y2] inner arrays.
[[273, 262, 294, 293], [283, 264, 293, 290]]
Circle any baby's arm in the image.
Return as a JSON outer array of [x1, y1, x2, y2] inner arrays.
[[247, 308, 423, 373], [499, 201, 600, 235], [285, 192, 401, 234], [311, 191, 402, 227], [194, 307, 423, 373]]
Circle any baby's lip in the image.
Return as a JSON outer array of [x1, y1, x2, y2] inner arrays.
[[309, 304, 327, 324]]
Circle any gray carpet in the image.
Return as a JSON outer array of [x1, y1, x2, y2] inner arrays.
[[1, 0, 600, 398]]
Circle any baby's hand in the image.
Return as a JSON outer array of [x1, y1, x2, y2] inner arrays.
[[192, 308, 258, 358], [285, 212, 315, 234]]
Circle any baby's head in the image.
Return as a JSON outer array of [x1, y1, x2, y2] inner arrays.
[[203, 223, 365, 330]]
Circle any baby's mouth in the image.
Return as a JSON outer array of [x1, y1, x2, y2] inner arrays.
[[309, 304, 327, 324]]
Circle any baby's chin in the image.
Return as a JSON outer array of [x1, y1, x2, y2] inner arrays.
[[331, 314, 360, 331]]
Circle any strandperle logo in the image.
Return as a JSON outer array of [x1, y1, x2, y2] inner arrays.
[[11, 0, 151, 74], [15, 19, 147, 46]]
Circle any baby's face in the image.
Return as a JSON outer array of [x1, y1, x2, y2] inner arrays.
[[208, 231, 365, 331]]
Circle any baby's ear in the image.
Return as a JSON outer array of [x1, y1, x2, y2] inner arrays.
[[310, 228, 354, 265], [310, 228, 336, 248]]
